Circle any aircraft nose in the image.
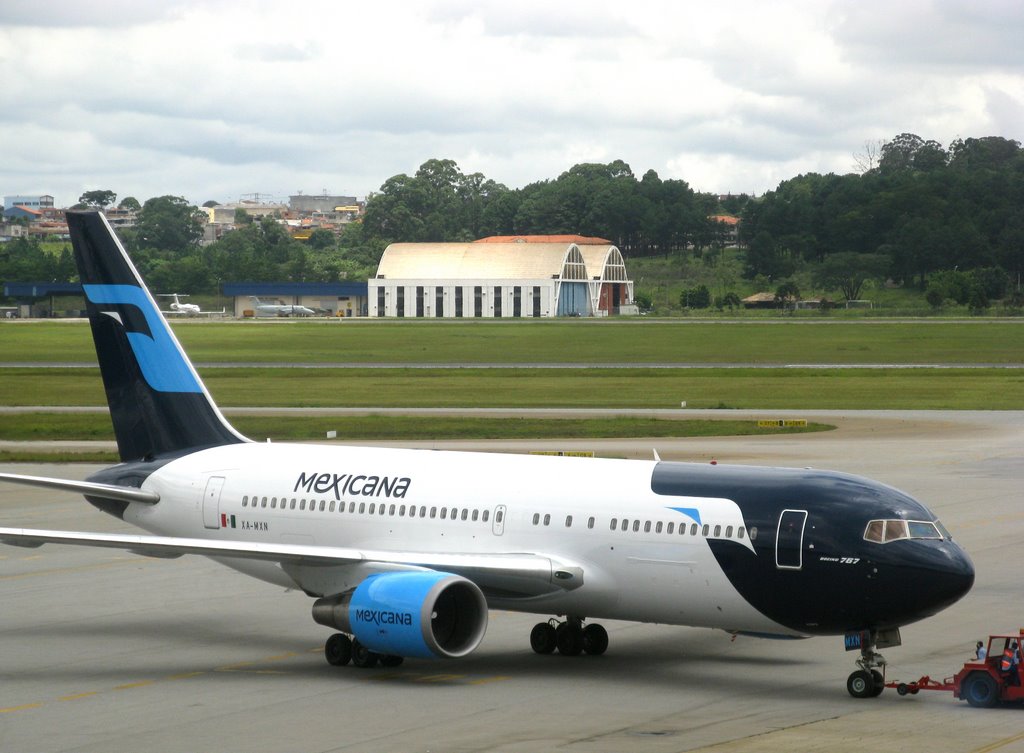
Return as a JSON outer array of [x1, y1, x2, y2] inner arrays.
[[911, 541, 975, 616]]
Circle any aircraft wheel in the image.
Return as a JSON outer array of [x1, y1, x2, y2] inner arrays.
[[556, 622, 584, 656], [963, 671, 999, 708], [847, 670, 876, 698], [897, 683, 909, 696], [530, 622, 557, 654], [380, 655, 405, 668], [582, 623, 609, 656], [325, 633, 352, 666], [351, 639, 380, 668], [870, 670, 885, 696]]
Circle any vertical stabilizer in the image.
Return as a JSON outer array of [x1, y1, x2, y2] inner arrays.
[[68, 211, 247, 461]]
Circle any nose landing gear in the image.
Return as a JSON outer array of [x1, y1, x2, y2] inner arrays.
[[847, 641, 887, 698]]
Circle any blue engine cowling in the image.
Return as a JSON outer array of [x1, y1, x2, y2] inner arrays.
[[311, 571, 488, 659]]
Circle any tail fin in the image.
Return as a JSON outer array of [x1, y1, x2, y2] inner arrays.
[[68, 211, 247, 461]]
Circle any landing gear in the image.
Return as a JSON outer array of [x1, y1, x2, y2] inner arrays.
[[325, 633, 352, 666], [323, 634, 403, 669], [846, 636, 887, 698], [531, 617, 608, 657]]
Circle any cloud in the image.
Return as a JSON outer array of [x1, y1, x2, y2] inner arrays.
[[0, 0, 1021, 206]]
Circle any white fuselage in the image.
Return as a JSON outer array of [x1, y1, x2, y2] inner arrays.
[[128, 442, 790, 636]]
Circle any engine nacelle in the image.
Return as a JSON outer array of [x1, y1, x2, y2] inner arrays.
[[312, 571, 488, 659]]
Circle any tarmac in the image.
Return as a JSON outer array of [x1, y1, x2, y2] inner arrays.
[[2, 409, 1023, 752]]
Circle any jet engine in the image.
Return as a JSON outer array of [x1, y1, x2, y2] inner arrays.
[[312, 571, 488, 659]]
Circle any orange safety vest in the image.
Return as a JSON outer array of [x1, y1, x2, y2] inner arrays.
[[1001, 646, 1016, 672]]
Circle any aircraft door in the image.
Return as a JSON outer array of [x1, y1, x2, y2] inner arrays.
[[492, 505, 506, 536], [775, 509, 807, 570], [202, 476, 225, 529]]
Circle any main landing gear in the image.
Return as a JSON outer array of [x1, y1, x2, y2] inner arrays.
[[847, 641, 887, 698], [530, 617, 609, 657], [324, 633, 404, 669]]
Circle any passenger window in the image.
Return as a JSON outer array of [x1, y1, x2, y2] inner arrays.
[[358, 503, 365, 514], [726, 526, 733, 538], [261, 497, 267, 508], [320, 501, 326, 512], [738, 526, 745, 539], [749, 526, 758, 541], [655, 522, 663, 534], [565, 515, 573, 528], [644, 521, 651, 533], [368, 503, 375, 515], [300, 500, 306, 511], [441, 508, 448, 519], [714, 525, 721, 537], [329, 501, 336, 512], [270, 498, 277, 509], [632, 520, 640, 533], [543, 514, 551, 526], [621, 519, 629, 531], [690, 523, 698, 536], [461, 509, 468, 521], [667, 522, 674, 534], [702, 524, 710, 537], [472, 510, 479, 521], [483, 510, 490, 523], [390, 505, 396, 516], [430, 507, 437, 519], [399, 505, 406, 516], [610, 518, 618, 530], [588, 517, 595, 530], [533, 513, 540, 525], [242, 496, 248, 507]]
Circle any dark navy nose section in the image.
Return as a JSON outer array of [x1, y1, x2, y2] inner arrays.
[[898, 541, 975, 622]]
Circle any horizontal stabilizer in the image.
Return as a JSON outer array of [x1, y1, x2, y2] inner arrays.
[[0, 472, 160, 505]]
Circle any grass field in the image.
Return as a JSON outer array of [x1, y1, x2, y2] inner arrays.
[[0, 366, 1020, 409], [2, 319, 1024, 364]]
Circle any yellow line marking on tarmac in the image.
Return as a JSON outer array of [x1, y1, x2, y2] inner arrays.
[[0, 703, 43, 713], [414, 674, 465, 683], [113, 680, 155, 691], [468, 676, 512, 685], [972, 730, 1024, 753], [58, 691, 98, 702]]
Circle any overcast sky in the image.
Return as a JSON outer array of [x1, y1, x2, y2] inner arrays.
[[2, 0, 1022, 208]]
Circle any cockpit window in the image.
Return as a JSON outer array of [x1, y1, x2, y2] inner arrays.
[[864, 519, 946, 544]]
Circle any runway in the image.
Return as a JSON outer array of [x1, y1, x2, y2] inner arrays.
[[2, 411, 1023, 752]]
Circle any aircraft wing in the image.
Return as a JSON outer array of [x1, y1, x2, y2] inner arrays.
[[0, 527, 583, 595]]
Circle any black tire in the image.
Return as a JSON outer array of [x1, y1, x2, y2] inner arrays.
[[556, 623, 583, 656], [897, 683, 909, 696], [847, 669, 876, 699], [963, 672, 1000, 708], [324, 633, 352, 666], [582, 623, 609, 656], [530, 622, 556, 655], [380, 655, 405, 668], [870, 669, 885, 697], [351, 639, 379, 669]]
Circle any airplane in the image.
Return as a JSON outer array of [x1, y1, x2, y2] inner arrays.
[[0, 211, 974, 698], [250, 296, 315, 317], [157, 293, 224, 317]]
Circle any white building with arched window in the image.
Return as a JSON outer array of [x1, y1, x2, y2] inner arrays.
[[368, 236, 634, 318]]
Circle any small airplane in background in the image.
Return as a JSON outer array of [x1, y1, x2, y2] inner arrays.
[[158, 294, 224, 317], [250, 296, 316, 317]]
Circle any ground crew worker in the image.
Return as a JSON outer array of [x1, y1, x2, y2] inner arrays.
[[1000, 641, 1020, 684], [976, 641, 987, 660]]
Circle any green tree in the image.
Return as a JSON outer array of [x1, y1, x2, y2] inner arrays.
[[119, 196, 141, 211], [132, 196, 203, 253], [79, 189, 117, 208], [813, 252, 889, 301]]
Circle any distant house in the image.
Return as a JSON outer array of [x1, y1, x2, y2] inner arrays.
[[742, 292, 778, 309]]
